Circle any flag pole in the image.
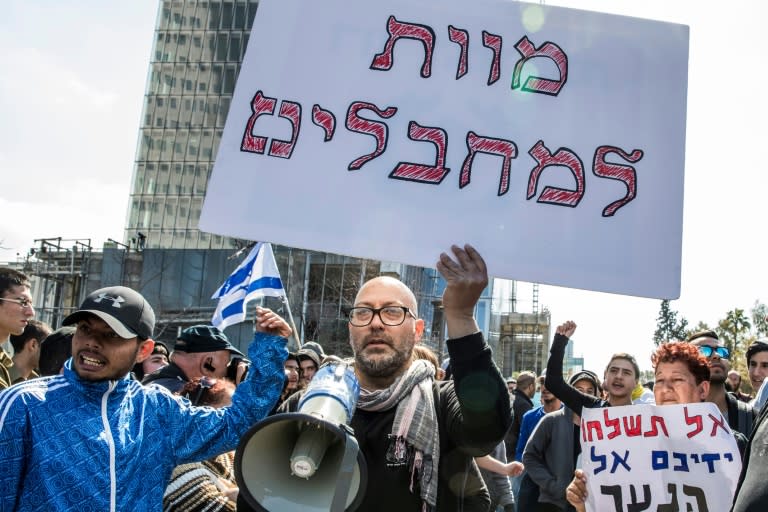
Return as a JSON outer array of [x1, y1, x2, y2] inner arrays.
[[280, 296, 302, 351]]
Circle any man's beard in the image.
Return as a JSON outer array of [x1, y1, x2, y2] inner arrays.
[[354, 333, 414, 379], [710, 371, 727, 385]]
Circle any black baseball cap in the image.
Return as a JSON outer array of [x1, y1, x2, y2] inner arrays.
[[174, 325, 245, 357], [63, 286, 155, 340]]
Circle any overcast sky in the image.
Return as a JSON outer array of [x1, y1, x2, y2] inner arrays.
[[1, 0, 766, 373]]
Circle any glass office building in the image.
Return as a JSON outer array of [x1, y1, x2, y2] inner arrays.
[[125, 0, 256, 250]]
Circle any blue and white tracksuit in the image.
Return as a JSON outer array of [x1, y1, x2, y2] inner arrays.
[[0, 332, 287, 512]]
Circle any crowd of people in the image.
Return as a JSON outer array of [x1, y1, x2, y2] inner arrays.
[[0, 244, 767, 511]]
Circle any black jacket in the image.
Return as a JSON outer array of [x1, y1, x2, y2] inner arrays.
[[505, 389, 533, 461], [264, 332, 512, 512], [141, 362, 189, 393]]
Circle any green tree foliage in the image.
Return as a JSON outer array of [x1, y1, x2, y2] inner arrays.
[[717, 308, 752, 372], [751, 301, 768, 338], [653, 300, 689, 346]]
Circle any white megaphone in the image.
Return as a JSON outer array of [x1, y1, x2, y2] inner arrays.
[[235, 361, 367, 512]]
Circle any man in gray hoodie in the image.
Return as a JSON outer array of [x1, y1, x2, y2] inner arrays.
[[523, 370, 601, 512]]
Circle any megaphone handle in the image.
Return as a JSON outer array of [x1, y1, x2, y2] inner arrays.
[[330, 431, 360, 512]]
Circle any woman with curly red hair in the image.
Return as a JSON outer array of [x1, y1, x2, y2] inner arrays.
[[566, 342, 729, 512], [651, 341, 710, 405]]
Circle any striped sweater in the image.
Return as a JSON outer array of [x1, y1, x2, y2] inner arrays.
[[164, 452, 237, 512]]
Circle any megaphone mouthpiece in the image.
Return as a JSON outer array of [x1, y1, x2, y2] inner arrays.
[[290, 424, 336, 479]]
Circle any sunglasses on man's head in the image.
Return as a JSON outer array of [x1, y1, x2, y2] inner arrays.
[[698, 345, 730, 359]]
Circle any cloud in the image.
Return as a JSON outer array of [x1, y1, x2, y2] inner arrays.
[[0, 181, 129, 262]]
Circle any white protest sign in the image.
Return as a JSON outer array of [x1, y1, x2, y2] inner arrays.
[[581, 404, 741, 512], [199, 0, 689, 299]]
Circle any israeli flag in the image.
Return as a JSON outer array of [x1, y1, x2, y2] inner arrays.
[[211, 242, 286, 330]]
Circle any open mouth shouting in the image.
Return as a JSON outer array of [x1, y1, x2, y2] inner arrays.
[[78, 351, 107, 372]]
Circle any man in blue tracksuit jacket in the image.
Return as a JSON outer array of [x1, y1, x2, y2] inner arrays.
[[0, 285, 288, 512]]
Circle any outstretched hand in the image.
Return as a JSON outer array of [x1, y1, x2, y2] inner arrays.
[[436, 244, 487, 339], [254, 307, 292, 338], [436, 244, 488, 316], [556, 320, 577, 339]]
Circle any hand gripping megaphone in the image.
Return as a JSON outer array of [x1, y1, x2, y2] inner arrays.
[[235, 362, 367, 512]]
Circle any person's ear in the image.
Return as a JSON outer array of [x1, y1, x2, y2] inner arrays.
[[136, 339, 155, 363], [699, 380, 710, 401], [203, 357, 217, 373]]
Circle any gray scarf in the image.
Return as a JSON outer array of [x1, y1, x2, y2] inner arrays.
[[356, 359, 439, 510]]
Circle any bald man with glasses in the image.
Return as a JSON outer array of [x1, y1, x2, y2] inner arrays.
[[0, 268, 35, 389], [277, 244, 511, 512]]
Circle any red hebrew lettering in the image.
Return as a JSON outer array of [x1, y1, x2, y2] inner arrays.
[[460, 132, 518, 196], [643, 416, 669, 438], [684, 406, 703, 438], [708, 413, 730, 436], [585, 420, 604, 442], [346, 101, 398, 171], [603, 409, 621, 439], [370, 15, 436, 78], [511, 36, 568, 96], [593, 146, 644, 217], [482, 31, 502, 85], [527, 140, 585, 206], [448, 26, 469, 79], [268, 100, 301, 159], [390, 121, 450, 184], [311, 104, 336, 142], [241, 90, 277, 154], [622, 415, 642, 437]]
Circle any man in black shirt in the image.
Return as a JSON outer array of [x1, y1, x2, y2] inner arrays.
[[507, 370, 536, 461], [280, 244, 511, 511]]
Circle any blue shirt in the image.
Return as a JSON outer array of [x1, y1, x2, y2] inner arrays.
[[0, 331, 287, 512]]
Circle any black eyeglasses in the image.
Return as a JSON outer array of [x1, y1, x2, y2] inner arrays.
[[347, 306, 416, 327], [188, 377, 216, 406], [0, 297, 33, 309], [698, 345, 730, 359]]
